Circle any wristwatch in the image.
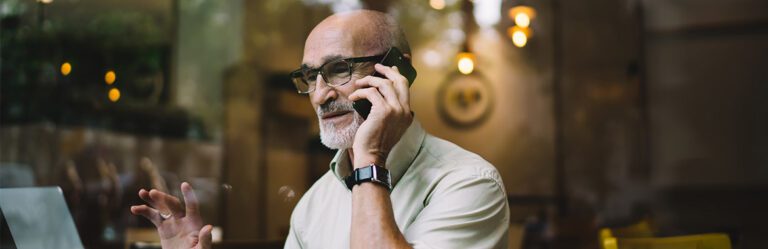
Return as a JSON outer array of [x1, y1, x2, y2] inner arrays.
[[345, 164, 391, 191]]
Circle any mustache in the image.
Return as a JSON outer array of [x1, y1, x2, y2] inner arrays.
[[317, 100, 354, 116]]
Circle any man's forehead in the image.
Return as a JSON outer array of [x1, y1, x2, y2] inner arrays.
[[301, 18, 367, 68], [301, 54, 344, 69], [301, 38, 356, 68]]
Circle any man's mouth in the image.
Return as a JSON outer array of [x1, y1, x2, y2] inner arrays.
[[321, 110, 352, 120]]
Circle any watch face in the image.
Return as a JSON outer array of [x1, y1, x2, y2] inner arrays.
[[359, 167, 373, 179], [346, 165, 392, 190]]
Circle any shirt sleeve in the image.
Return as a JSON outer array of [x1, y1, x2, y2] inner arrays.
[[283, 213, 304, 249], [404, 169, 510, 249], [284, 222, 303, 249]]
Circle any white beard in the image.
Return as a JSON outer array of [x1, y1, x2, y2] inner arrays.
[[317, 100, 364, 150]]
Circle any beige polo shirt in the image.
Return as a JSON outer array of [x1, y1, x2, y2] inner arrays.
[[285, 120, 510, 249]]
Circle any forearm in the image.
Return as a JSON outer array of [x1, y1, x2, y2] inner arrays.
[[350, 182, 412, 249]]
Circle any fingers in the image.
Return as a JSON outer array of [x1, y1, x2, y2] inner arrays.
[[349, 88, 388, 117], [130, 205, 162, 226], [374, 64, 410, 107], [196, 225, 213, 249], [181, 182, 200, 218], [139, 188, 183, 219], [137, 182, 201, 221], [138, 189, 156, 206], [353, 64, 411, 114], [354, 76, 401, 110], [148, 189, 186, 218]]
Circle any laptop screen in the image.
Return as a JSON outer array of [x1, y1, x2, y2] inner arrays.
[[0, 187, 84, 249]]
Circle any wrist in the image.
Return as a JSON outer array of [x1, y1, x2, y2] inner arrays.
[[352, 152, 387, 169], [345, 164, 392, 191], [353, 159, 386, 169]]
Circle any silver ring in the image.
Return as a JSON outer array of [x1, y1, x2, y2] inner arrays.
[[160, 212, 173, 220]]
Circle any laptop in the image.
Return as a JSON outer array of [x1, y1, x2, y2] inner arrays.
[[0, 187, 84, 249]]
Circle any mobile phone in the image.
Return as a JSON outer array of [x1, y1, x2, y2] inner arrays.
[[353, 47, 417, 119]]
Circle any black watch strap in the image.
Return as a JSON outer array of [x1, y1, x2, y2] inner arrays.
[[345, 164, 391, 190]]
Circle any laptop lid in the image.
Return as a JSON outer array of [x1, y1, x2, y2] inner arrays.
[[0, 187, 84, 249]]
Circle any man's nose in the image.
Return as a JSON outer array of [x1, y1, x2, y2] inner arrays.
[[310, 74, 336, 105]]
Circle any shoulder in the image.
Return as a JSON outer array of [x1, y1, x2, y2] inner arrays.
[[419, 134, 505, 189], [402, 134, 510, 248], [402, 133, 507, 207]]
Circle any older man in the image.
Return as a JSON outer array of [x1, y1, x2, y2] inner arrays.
[[131, 10, 509, 249]]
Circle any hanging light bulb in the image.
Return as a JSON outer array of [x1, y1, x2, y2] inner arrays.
[[507, 5, 536, 47], [60, 62, 72, 76], [507, 26, 533, 48], [105, 70, 116, 85], [512, 30, 528, 47], [108, 88, 121, 102], [456, 52, 476, 75], [430, 0, 445, 10], [508, 5, 536, 27], [515, 12, 531, 28]]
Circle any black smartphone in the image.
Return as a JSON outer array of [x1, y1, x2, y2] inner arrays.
[[353, 47, 417, 119]]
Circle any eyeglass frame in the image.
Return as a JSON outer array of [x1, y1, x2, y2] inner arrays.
[[289, 49, 392, 94]]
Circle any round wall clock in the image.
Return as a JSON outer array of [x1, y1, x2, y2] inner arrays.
[[437, 71, 494, 129]]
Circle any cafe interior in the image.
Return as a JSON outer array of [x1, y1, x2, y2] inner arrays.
[[1, 0, 767, 248]]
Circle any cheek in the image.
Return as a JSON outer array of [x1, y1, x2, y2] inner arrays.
[[308, 95, 321, 109], [336, 81, 361, 98]]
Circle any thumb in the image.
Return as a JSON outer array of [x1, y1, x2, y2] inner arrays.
[[196, 225, 213, 249]]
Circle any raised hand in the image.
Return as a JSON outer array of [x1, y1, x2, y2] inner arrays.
[[130, 182, 212, 249], [349, 64, 414, 168]]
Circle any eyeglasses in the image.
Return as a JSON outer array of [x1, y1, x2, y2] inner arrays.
[[290, 53, 386, 94]]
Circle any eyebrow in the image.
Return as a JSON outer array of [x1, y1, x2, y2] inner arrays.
[[301, 54, 344, 70]]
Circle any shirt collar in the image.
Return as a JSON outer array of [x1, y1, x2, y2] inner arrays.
[[330, 119, 426, 189]]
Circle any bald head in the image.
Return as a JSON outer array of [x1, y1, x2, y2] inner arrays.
[[303, 10, 410, 67]]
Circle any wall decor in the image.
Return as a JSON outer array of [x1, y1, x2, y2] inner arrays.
[[437, 71, 494, 129]]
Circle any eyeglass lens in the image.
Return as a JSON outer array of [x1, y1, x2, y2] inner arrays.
[[294, 60, 355, 93]]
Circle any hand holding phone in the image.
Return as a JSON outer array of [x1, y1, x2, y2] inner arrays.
[[353, 47, 417, 119]]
